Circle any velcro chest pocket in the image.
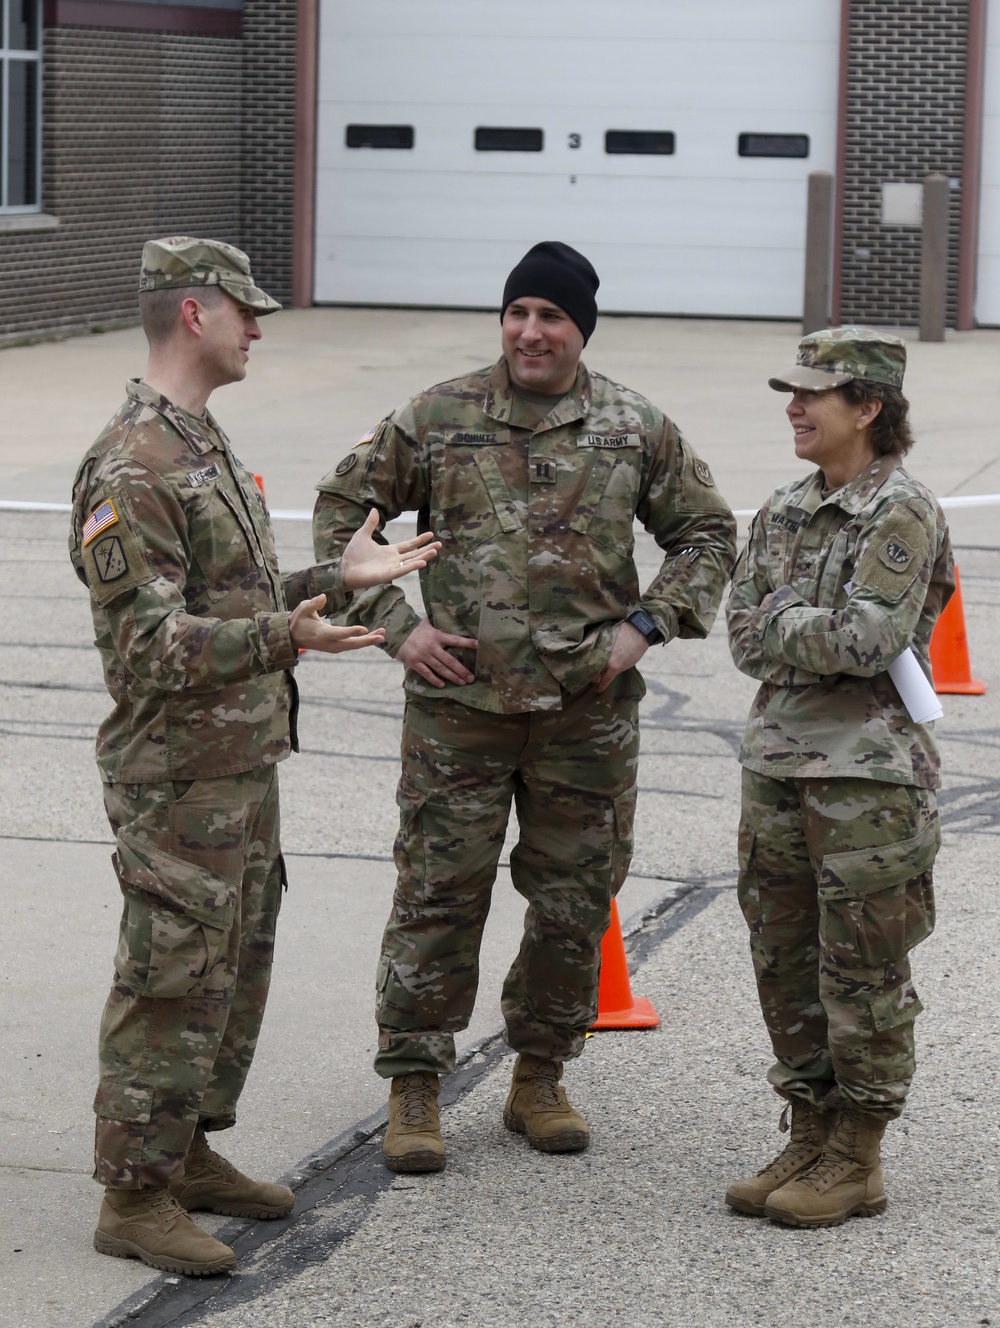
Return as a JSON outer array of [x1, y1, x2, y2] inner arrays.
[[190, 485, 265, 602], [436, 444, 520, 547], [570, 451, 638, 557]]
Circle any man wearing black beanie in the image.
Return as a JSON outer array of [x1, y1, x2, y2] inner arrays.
[[314, 241, 736, 1175], [500, 240, 600, 346]]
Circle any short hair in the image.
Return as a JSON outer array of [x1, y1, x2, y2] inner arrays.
[[838, 379, 915, 458], [138, 283, 226, 346]]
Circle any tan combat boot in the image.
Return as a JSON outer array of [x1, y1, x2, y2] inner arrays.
[[764, 1108, 888, 1228], [94, 1187, 236, 1275], [383, 1071, 446, 1173], [503, 1054, 589, 1153], [725, 1099, 832, 1216], [169, 1126, 294, 1219]]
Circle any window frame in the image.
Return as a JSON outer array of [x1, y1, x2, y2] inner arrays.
[[1, 0, 43, 214]]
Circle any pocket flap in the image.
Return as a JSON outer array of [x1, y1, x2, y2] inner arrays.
[[472, 450, 521, 534], [114, 830, 236, 932], [818, 818, 940, 900], [870, 981, 924, 1032], [569, 451, 617, 537]]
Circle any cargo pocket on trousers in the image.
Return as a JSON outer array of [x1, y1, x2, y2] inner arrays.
[[818, 818, 940, 968], [374, 950, 423, 1030], [610, 784, 637, 896], [869, 980, 924, 1034], [112, 829, 237, 998], [736, 825, 763, 933]]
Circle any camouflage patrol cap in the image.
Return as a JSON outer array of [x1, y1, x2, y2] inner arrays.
[[138, 236, 281, 314], [768, 326, 906, 392]]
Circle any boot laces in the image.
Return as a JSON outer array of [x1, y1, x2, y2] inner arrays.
[[798, 1115, 860, 1191], [146, 1190, 186, 1223], [189, 1133, 238, 1183], [397, 1076, 436, 1126], [757, 1104, 824, 1179], [522, 1066, 565, 1110]]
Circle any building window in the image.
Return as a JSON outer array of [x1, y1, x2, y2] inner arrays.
[[605, 130, 675, 156], [474, 127, 543, 152], [345, 124, 415, 149], [1, 0, 41, 212], [737, 133, 809, 159]]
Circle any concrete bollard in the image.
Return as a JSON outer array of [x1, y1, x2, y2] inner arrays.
[[803, 171, 835, 334], [920, 173, 949, 342]]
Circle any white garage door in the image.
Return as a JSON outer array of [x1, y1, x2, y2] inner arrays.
[[977, 0, 1000, 325], [314, 0, 840, 318]]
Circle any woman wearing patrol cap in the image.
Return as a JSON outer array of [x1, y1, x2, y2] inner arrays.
[[725, 327, 955, 1228]]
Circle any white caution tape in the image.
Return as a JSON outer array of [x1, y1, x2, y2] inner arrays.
[[3, 494, 1000, 520]]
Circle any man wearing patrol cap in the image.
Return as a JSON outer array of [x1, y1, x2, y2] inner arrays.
[[313, 240, 736, 1173], [725, 327, 955, 1227], [70, 236, 440, 1275]]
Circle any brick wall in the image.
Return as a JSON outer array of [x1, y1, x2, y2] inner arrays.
[[840, 0, 968, 327], [0, 25, 241, 345], [240, 0, 297, 304]]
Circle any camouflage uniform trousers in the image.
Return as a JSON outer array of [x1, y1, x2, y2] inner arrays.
[[94, 766, 284, 1189], [738, 768, 939, 1120], [374, 671, 642, 1078]]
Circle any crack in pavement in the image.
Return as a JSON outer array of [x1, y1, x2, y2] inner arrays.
[[93, 881, 720, 1328]]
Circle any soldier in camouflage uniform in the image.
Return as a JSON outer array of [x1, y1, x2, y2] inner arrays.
[[725, 328, 954, 1228], [313, 241, 736, 1172], [70, 237, 439, 1275]]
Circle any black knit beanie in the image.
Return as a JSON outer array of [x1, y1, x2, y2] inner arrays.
[[500, 241, 600, 345]]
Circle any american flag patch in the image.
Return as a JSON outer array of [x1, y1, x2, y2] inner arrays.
[[82, 499, 118, 547]]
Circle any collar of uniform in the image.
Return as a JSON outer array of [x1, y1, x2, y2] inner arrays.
[[817, 454, 900, 515], [127, 378, 223, 457], [481, 357, 592, 428]]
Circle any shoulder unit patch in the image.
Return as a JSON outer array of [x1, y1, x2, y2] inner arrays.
[[881, 537, 912, 569], [92, 535, 129, 583]]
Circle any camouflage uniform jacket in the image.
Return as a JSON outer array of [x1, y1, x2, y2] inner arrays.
[[314, 358, 736, 713], [727, 455, 954, 787], [70, 379, 348, 782]]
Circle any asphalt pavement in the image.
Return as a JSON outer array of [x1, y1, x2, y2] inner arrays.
[[1, 310, 997, 1328]]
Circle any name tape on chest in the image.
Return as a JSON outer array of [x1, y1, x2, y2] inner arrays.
[[82, 499, 118, 547], [450, 432, 499, 446], [576, 433, 641, 450], [768, 510, 801, 535], [186, 463, 222, 488]]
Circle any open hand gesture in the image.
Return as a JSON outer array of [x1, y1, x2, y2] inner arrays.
[[342, 509, 441, 592]]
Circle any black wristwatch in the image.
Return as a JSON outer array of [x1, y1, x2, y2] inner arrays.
[[626, 609, 663, 646]]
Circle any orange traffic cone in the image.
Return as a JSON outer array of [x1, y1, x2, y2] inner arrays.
[[253, 473, 266, 498], [930, 566, 985, 695], [590, 898, 659, 1031]]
